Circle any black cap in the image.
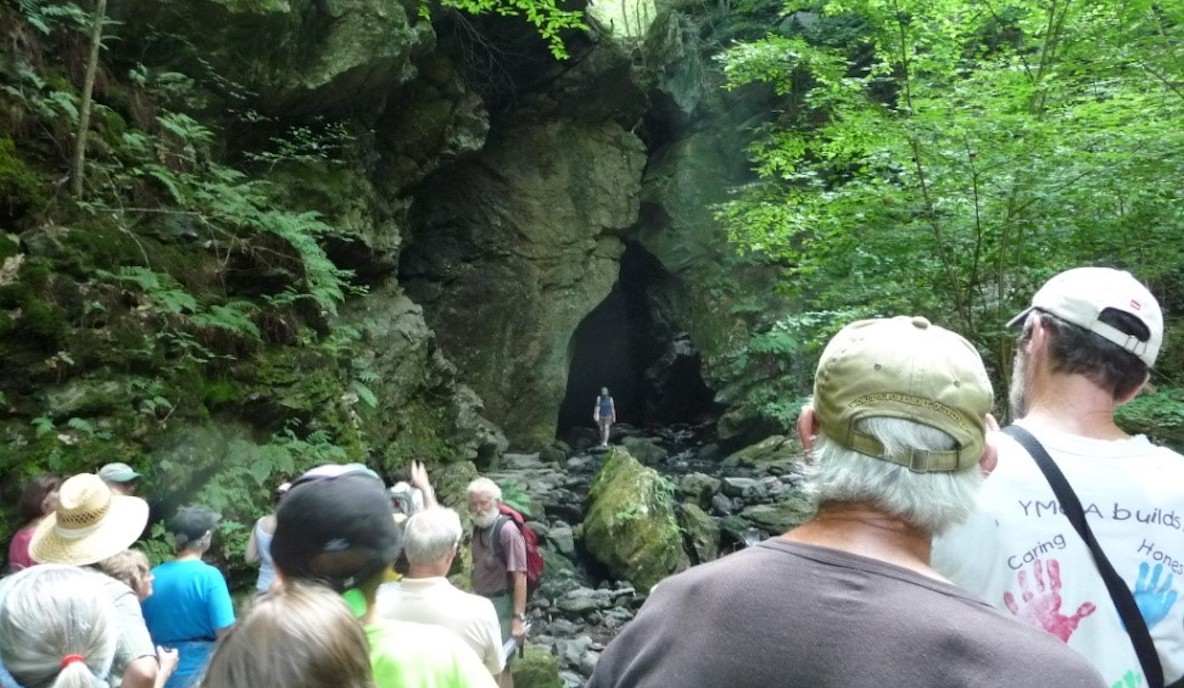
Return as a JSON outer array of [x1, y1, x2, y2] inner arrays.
[[271, 465, 401, 592], [171, 505, 221, 549]]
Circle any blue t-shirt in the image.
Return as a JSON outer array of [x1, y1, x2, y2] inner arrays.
[[141, 559, 235, 687]]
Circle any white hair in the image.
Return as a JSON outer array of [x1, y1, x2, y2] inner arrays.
[[0, 565, 118, 688], [806, 416, 985, 536], [403, 508, 464, 566], [465, 477, 502, 502]]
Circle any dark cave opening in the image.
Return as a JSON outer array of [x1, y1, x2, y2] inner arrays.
[[556, 241, 719, 437]]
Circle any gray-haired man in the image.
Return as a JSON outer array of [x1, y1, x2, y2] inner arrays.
[[589, 316, 1105, 688], [376, 507, 504, 677]]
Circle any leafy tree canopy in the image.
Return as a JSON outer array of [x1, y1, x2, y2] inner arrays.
[[717, 0, 1184, 390]]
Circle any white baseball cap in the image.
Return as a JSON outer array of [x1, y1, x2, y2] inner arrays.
[[1008, 267, 1163, 368]]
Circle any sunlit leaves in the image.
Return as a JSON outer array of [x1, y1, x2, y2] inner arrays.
[[716, 0, 1184, 380]]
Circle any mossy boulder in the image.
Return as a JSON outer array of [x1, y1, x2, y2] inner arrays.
[[620, 436, 667, 465], [582, 449, 688, 592], [738, 497, 815, 535], [677, 502, 719, 564], [511, 646, 562, 688], [722, 435, 803, 475]]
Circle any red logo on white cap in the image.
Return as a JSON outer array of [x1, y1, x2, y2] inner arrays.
[[1130, 300, 1142, 311]]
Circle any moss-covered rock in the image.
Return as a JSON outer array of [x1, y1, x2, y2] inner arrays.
[[620, 436, 667, 465], [738, 497, 815, 535], [721, 434, 803, 474], [582, 449, 688, 592], [511, 646, 562, 688], [0, 137, 45, 222], [677, 502, 719, 564], [110, 0, 433, 115]]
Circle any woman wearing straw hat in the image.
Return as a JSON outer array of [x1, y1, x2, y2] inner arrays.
[[140, 506, 235, 688], [28, 472, 163, 688]]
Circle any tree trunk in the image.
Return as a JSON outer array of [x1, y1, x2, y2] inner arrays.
[[69, 0, 108, 197]]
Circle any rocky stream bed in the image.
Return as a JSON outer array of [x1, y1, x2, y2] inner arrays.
[[482, 424, 813, 687]]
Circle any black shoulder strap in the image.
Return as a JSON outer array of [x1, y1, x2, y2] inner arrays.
[[1004, 424, 1164, 688], [490, 515, 510, 563]]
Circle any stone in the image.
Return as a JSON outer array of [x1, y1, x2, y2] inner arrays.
[[539, 444, 567, 464], [677, 502, 720, 564], [111, 0, 433, 114], [402, 122, 647, 448], [720, 476, 758, 498], [582, 449, 689, 592], [722, 435, 804, 474], [512, 646, 563, 688], [739, 497, 816, 535], [556, 588, 607, 614], [678, 472, 721, 508], [548, 524, 577, 557], [621, 436, 667, 465], [579, 650, 600, 677], [711, 493, 734, 516]]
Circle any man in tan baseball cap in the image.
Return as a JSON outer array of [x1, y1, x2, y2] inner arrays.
[[588, 316, 1105, 688]]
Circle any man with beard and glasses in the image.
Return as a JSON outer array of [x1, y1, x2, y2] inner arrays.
[[933, 267, 1184, 687], [466, 477, 526, 687]]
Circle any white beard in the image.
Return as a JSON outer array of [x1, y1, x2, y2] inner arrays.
[[473, 508, 499, 529]]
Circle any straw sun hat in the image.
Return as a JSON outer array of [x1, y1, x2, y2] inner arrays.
[[29, 473, 149, 566]]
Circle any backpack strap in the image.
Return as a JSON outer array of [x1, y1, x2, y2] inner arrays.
[[490, 515, 511, 565], [1003, 424, 1164, 688]]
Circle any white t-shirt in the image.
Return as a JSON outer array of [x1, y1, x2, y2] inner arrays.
[[375, 576, 504, 675], [934, 421, 1184, 686]]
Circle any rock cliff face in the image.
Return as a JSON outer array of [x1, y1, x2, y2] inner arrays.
[[0, 0, 789, 497], [402, 122, 647, 446]]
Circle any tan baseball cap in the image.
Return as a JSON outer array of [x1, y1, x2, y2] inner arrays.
[[1007, 267, 1163, 368], [813, 316, 993, 473]]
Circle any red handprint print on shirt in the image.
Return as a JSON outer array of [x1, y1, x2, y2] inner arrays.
[[1003, 558, 1097, 642]]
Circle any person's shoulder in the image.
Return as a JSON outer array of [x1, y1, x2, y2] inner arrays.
[[499, 516, 525, 542], [968, 611, 1105, 685]]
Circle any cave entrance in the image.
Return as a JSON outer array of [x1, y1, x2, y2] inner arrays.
[[556, 241, 718, 437]]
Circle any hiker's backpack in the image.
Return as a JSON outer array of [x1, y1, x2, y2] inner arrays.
[[491, 503, 545, 598]]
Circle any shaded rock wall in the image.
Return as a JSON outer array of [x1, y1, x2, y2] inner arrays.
[[402, 121, 647, 447]]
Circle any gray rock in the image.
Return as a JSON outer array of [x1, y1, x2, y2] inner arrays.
[[711, 493, 734, 515], [678, 472, 721, 507], [547, 618, 585, 636], [721, 476, 757, 498], [556, 589, 607, 614], [579, 650, 600, 676], [548, 524, 577, 557], [621, 436, 668, 465], [739, 498, 816, 534]]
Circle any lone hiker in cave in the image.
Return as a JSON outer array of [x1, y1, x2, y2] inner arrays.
[[586, 316, 1106, 688], [594, 387, 616, 447]]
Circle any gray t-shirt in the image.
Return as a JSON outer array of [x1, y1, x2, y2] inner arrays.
[[589, 538, 1106, 688], [94, 571, 156, 687]]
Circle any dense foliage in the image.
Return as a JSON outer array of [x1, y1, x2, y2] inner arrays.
[[717, 0, 1184, 431]]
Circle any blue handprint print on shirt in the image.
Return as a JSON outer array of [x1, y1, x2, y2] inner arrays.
[[1133, 561, 1177, 628]]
